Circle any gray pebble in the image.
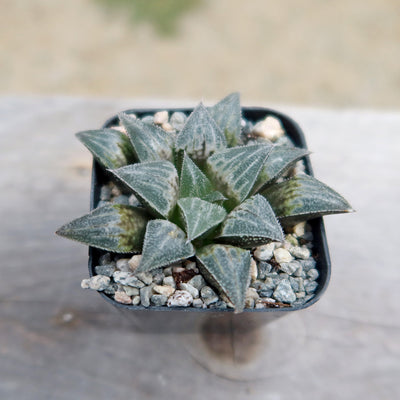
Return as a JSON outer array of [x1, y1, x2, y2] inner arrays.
[[135, 272, 153, 285], [300, 259, 316, 271], [289, 277, 304, 292], [179, 282, 199, 299], [263, 277, 276, 290], [94, 263, 115, 277], [99, 253, 112, 265], [273, 279, 296, 303], [132, 295, 141, 305], [113, 271, 145, 288], [192, 298, 205, 308], [209, 300, 228, 309], [162, 276, 176, 288], [87, 275, 110, 291], [103, 283, 118, 295], [259, 288, 273, 298], [257, 261, 272, 280], [187, 274, 206, 291], [123, 286, 139, 296], [116, 258, 130, 272], [200, 286, 219, 306], [307, 268, 319, 281], [163, 266, 172, 276], [305, 281, 318, 294], [113, 195, 129, 205], [152, 272, 165, 285], [141, 115, 154, 124], [100, 185, 112, 201], [150, 294, 168, 306], [279, 262, 298, 275], [170, 112, 187, 131], [290, 246, 311, 260], [294, 264, 304, 277], [250, 281, 263, 290], [140, 285, 154, 307]]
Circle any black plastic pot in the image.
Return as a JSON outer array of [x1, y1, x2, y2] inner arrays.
[[88, 106, 331, 331]]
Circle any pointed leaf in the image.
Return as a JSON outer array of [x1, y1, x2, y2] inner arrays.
[[261, 174, 353, 224], [203, 191, 227, 203], [175, 103, 226, 161], [56, 205, 149, 253], [196, 245, 251, 313], [119, 113, 174, 162], [136, 220, 195, 273], [208, 92, 242, 146], [206, 144, 273, 209], [254, 146, 310, 192], [76, 129, 135, 169], [218, 194, 283, 247], [111, 161, 178, 219], [177, 197, 227, 241]]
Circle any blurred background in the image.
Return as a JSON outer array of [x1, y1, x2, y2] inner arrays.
[[1, 0, 399, 108]]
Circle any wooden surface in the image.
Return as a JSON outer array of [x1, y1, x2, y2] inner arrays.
[[1, 97, 399, 399]]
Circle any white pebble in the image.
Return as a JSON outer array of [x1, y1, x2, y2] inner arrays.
[[88, 275, 110, 291], [153, 284, 175, 297], [252, 116, 284, 141], [167, 290, 193, 307], [154, 111, 168, 125], [254, 243, 275, 261], [116, 258, 130, 271], [179, 282, 199, 299], [274, 248, 294, 263], [290, 246, 311, 260], [128, 255, 142, 271], [250, 258, 258, 281]]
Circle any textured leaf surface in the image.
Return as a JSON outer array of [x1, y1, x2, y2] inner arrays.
[[206, 144, 273, 209], [208, 92, 242, 146], [56, 205, 149, 253], [111, 161, 178, 219], [254, 146, 310, 192], [136, 220, 195, 273], [261, 174, 353, 224], [76, 129, 135, 169], [119, 113, 174, 162], [177, 197, 227, 240], [196, 245, 251, 313], [175, 103, 226, 161], [218, 194, 283, 247], [202, 191, 227, 203]]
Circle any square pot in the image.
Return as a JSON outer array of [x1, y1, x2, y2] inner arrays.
[[87, 106, 331, 328]]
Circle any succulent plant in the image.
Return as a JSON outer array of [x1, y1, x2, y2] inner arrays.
[[56, 93, 352, 312]]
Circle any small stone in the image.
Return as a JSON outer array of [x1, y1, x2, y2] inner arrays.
[[172, 264, 185, 273], [264, 277, 276, 290], [296, 291, 306, 299], [307, 269, 319, 281], [251, 280, 263, 290], [252, 116, 284, 141], [100, 185, 111, 201], [184, 260, 199, 273], [192, 298, 205, 308], [95, 264, 115, 277], [179, 282, 199, 299], [162, 122, 174, 132], [116, 258, 131, 272], [305, 281, 318, 294], [163, 266, 172, 276], [279, 273, 289, 281], [128, 194, 141, 207], [128, 255, 142, 272], [209, 300, 228, 309], [150, 294, 168, 306], [167, 290, 193, 307], [290, 246, 311, 260], [87, 275, 110, 291], [257, 261, 272, 280], [246, 287, 260, 300], [294, 264, 304, 277], [104, 283, 118, 295], [162, 276, 176, 288], [254, 243, 275, 261], [187, 275, 206, 291], [135, 272, 153, 285], [170, 112, 187, 131], [300, 258, 317, 271], [114, 291, 132, 305], [273, 279, 296, 303], [132, 295, 141, 305], [245, 298, 255, 308], [80, 279, 90, 289], [274, 248, 294, 264], [99, 253, 112, 265], [153, 111, 168, 125], [292, 222, 306, 237], [142, 115, 154, 124], [289, 277, 304, 292], [110, 183, 122, 197], [153, 284, 175, 297], [285, 234, 299, 247], [259, 288, 273, 298], [279, 262, 298, 275], [250, 258, 258, 281], [113, 195, 129, 205], [152, 272, 165, 285], [122, 286, 139, 296], [140, 285, 154, 307], [200, 286, 219, 306], [113, 271, 145, 288]]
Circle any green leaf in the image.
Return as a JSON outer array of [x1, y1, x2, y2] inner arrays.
[[177, 197, 227, 241], [76, 129, 135, 169], [253, 145, 310, 192], [56, 204, 149, 253], [218, 194, 283, 247], [206, 144, 273, 209], [208, 92, 242, 146], [261, 174, 353, 224], [175, 103, 226, 161], [111, 161, 179, 219], [196, 244, 251, 313], [136, 220, 195, 273], [202, 191, 227, 203], [119, 113, 174, 162]]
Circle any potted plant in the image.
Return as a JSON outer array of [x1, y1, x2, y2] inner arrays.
[[56, 93, 352, 318]]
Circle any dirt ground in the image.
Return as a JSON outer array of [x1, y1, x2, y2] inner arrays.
[[1, 0, 399, 108]]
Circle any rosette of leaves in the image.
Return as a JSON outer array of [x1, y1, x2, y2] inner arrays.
[[56, 93, 352, 312]]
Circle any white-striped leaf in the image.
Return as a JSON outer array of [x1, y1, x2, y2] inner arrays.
[[136, 220, 195, 273], [111, 161, 179, 219], [206, 144, 273, 209], [177, 197, 227, 241], [76, 129, 135, 169], [196, 244, 251, 313], [218, 194, 283, 247], [208, 92, 242, 146], [261, 174, 353, 225], [119, 113, 174, 162], [175, 103, 226, 161], [254, 145, 310, 192], [55, 204, 149, 253]]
